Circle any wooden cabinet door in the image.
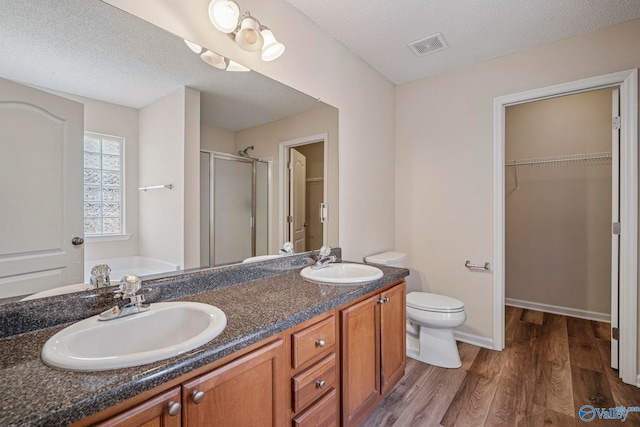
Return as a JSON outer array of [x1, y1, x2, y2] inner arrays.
[[340, 295, 380, 427], [380, 282, 406, 396], [94, 387, 181, 427], [182, 339, 285, 427]]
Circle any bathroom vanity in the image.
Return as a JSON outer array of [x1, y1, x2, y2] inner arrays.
[[0, 250, 408, 427]]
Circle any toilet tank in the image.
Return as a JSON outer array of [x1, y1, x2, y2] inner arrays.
[[365, 251, 407, 268]]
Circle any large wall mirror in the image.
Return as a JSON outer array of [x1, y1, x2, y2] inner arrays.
[[0, 0, 338, 302]]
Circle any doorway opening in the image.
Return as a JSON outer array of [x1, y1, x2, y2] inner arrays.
[[279, 134, 329, 252], [493, 69, 638, 385]]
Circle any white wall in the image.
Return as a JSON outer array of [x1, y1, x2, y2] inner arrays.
[[396, 19, 640, 342], [103, 0, 396, 263], [138, 87, 200, 269]]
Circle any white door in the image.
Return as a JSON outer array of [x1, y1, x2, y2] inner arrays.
[[289, 148, 306, 252], [0, 77, 84, 298], [611, 88, 621, 370]]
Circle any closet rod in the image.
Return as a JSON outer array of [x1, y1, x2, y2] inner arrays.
[[505, 152, 612, 167]]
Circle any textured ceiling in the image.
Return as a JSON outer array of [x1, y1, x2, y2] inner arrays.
[[285, 0, 640, 85], [0, 0, 320, 132]]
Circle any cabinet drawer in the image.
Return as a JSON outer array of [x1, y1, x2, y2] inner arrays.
[[292, 353, 336, 413], [292, 388, 337, 427], [292, 316, 335, 369]]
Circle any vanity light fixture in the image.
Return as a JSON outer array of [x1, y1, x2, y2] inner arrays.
[[208, 0, 240, 33], [207, 0, 285, 61], [186, 41, 250, 72], [226, 60, 250, 72], [200, 50, 227, 70], [260, 27, 285, 62]]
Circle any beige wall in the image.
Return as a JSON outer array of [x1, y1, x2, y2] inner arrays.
[[103, 0, 396, 264], [396, 19, 640, 342], [201, 122, 235, 154], [235, 104, 339, 253], [505, 89, 612, 315]]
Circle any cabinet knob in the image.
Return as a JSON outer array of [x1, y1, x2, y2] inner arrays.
[[377, 297, 390, 304], [167, 400, 182, 416], [191, 390, 205, 404], [316, 379, 326, 389], [316, 339, 325, 348]]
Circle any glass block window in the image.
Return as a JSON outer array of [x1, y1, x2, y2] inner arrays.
[[83, 132, 124, 235]]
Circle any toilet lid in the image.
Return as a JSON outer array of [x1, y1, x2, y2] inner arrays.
[[406, 292, 465, 313]]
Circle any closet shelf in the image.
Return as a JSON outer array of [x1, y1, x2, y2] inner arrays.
[[505, 152, 612, 167]]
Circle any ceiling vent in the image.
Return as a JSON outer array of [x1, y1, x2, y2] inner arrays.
[[408, 33, 448, 57]]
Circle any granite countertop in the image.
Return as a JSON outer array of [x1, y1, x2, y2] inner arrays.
[[0, 254, 409, 427]]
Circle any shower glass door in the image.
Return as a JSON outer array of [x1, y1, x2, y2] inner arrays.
[[214, 157, 252, 264], [200, 151, 269, 266]]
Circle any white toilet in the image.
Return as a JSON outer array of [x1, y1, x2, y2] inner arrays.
[[405, 292, 466, 368], [365, 251, 467, 369]]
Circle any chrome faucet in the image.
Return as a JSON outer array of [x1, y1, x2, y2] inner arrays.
[[279, 241, 294, 255], [98, 275, 150, 321], [311, 245, 337, 270], [90, 264, 111, 288]]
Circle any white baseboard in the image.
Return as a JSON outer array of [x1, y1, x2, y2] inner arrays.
[[636, 374, 640, 388], [505, 298, 611, 323], [454, 330, 494, 350]]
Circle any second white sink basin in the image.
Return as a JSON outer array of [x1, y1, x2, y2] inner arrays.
[[21, 283, 93, 301], [300, 263, 383, 284], [42, 301, 227, 371]]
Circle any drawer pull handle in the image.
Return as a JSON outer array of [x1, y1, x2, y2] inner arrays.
[[316, 380, 326, 389], [316, 339, 325, 348], [191, 390, 205, 404], [167, 401, 182, 416]]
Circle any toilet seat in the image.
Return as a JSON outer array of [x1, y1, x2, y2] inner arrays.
[[406, 292, 465, 313]]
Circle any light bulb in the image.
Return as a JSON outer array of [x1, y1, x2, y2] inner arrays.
[[200, 50, 227, 70], [235, 16, 263, 52]]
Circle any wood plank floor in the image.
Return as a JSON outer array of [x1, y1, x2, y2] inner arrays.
[[361, 306, 640, 427]]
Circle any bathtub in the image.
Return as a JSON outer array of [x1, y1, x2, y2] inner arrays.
[[84, 256, 180, 283]]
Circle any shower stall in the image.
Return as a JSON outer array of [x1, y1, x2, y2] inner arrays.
[[200, 151, 270, 266]]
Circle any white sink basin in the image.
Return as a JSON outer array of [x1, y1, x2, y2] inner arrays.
[[300, 263, 383, 284], [42, 301, 227, 371], [21, 283, 93, 301], [242, 254, 282, 263]]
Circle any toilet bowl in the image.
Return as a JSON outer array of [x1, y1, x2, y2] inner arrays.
[[406, 292, 466, 368]]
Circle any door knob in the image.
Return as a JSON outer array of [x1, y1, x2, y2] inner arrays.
[[71, 237, 84, 246]]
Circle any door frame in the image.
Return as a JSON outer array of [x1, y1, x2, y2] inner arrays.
[[278, 133, 329, 249], [492, 69, 638, 385]]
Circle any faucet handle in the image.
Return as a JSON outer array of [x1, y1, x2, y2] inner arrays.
[[318, 245, 331, 257], [91, 264, 111, 277], [281, 241, 294, 255], [119, 274, 141, 297]]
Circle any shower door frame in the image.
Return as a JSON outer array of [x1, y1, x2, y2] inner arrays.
[[202, 150, 271, 265], [493, 69, 638, 385]]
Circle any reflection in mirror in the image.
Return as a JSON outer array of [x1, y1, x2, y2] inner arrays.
[[0, 0, 338, 302]]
